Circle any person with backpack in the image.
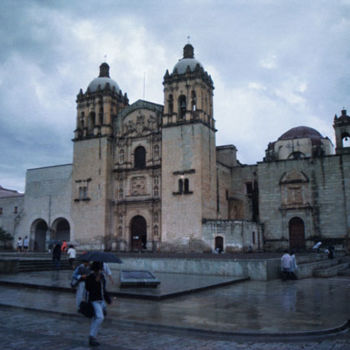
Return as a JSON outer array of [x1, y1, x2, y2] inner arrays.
[[85, 261, 111, 347]]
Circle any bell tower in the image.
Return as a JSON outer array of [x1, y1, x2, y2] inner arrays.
[[161, 44, 217, 251], [72, 63, 128, 248], [334, 108, 350, 155]]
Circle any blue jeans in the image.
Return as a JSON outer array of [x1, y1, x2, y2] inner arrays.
[[90, 301, 105, 338]]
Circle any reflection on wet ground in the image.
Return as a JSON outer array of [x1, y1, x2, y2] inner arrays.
[[0, 270, 246, 298], [0, 271, 349, 333]]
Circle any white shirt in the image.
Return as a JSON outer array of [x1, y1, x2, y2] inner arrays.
[[281, 253, 291, 270], [67, 247, 76, 259]]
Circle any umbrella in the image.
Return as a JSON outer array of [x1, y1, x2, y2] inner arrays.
[[78, 251, 122, 263]]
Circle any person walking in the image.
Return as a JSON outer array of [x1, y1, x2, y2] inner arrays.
[[52, 243, 61, 270], [16, 237, 23, 252], [23, 236, 29, 252], [85, 261, 111, 347], [67, 245, 76, 269], [102, 263, 114, 285], [281, 249, 292, 281], [61, 240, 68, 253], [72, 261, 90, 311]]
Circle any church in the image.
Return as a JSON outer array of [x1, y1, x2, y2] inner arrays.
[[1, 44, 350, 253]]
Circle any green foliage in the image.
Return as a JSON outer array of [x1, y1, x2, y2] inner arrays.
[[0, 227, 13, 242]]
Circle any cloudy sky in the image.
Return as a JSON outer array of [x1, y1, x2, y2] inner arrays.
[[1, 0, 350, 192]]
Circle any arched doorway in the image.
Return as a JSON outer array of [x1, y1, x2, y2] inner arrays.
[[32, 220, 48, 252], [53, 218, 70, 242], [215, 236, 223, 253], [130, 216, 147, 251], [289, 217, 305, 250]]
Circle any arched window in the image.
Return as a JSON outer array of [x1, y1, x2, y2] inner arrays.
[[342, 133, 350, 147], [191, 90, 197, 111], [178, 95, 186, 119], [184, 178, 189, 193], [134, 146, 146, 169], [168, 94, 173, 114], [178, 179, 183, 193]]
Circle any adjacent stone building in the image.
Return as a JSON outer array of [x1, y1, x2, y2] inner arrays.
[[2, 43, 350, 252]]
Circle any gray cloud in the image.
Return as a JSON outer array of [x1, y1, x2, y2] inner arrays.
[[1, 0, 350, 191]]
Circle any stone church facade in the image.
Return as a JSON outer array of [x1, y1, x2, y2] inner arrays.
[[1, 44, 350, 252]]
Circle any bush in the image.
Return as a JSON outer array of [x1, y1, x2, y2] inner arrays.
[[0, 227, 13, 249]]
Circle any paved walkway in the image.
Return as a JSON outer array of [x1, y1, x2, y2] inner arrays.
[[1, 270, 350, 348], [0, 304, 350, 350]]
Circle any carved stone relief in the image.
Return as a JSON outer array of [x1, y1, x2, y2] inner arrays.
[[130, 176, 146, 196]]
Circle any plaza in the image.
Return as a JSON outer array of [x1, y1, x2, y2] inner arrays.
[[0, 252, 350, 349]]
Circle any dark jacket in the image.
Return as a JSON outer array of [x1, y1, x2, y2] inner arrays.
[[85, 272, 107, 302], [52, 244, 61, 260]]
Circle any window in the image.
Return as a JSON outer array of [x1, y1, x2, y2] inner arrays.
[[0, 208, 2, 215], [288, 151, 305, 160], [178, 179, 184, 193], [14, 206, 18, 214], [342, 133, 350, 147], [119, 149, 124, 163], [79, 186, 88, 199], [246, 182, 253, 196], [191, 90, 197, 111], [153, 145, 160, 159], [134, 146, 146, 169], [154, 186, 159, 197], [178, 95, 186, 119], [168, 94, 173, 114], [252, 231, 256, 245], [80, 112, 85, 129], [184, 178, 189, 193], [98, 109, 103, 125], [88, 112, 95, 134]]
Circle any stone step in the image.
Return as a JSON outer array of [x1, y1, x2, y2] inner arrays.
[[297, 258, 343, 279], [313, 261, 350, 277], [17, 259, 71, 272]]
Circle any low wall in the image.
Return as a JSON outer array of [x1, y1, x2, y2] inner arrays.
[[0, 259, 18, 273], [109, 257, 281, 281]]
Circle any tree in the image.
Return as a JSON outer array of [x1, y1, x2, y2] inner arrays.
[[0, 227, 13, 249]]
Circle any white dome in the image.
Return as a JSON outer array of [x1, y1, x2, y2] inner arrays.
[[173, 58, 203, 74], [88, 76, 120, 93]]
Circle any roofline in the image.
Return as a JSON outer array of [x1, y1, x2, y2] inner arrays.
[[27, 163, 72, 171]]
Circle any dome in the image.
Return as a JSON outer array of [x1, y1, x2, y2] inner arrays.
[[172, 43, 203, 74], [87, 63, 121, 93], [278, 126, 323, 141]]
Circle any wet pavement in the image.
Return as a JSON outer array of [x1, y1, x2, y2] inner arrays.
[[0, 271, 350, 333], [0, 270, 350, 348], [0, 270, 246, 299]]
